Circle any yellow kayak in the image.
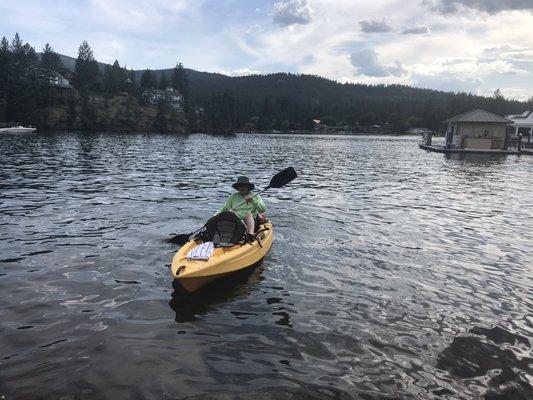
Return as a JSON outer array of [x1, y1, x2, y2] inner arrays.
[[171, 220, 273, 292]]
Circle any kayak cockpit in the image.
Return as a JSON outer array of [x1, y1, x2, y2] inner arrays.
[[171, 220, 273, 292]]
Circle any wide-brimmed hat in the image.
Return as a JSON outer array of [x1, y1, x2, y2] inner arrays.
[[232, 176, 255, 191]]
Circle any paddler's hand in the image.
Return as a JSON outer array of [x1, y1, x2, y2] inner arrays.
[[244, 195, 252, 203]]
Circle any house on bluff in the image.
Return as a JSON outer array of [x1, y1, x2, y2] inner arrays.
[[142, 87, 184, 111], [32, 68, 73, 93]]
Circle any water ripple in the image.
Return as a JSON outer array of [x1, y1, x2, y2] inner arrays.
[[1, 132, 532, 399]]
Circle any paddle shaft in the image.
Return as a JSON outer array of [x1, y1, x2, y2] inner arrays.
[[229, 187, 269, 212], [169, 167, 296, 245]]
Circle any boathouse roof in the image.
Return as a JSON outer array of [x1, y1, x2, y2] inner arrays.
[[506, 110, 533, 127], [443, 109, 512, 124]]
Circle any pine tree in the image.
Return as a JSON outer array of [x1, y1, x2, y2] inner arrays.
[[21, 43, 37, 69], [140, 69, 156, 90], [422, 100, 436, 128], [0, 37, 6, 122], [493, 88, 506, 115], [159, 72, 168, 90], [103, 60, 125, 95], [125, 69, 138, 96], [10, 33, 23, 54], [41, 43, 62, 71], [0, 37, 8, 53], [73, 41, 99, 92], [171, 62, 190, 115], [171, 63, 188, 94], [493, 89, 504, 100], [103, 64, 112, 94], [0, 37, 10, 95], [3, 33, 39, 124], [9, 33, 36, 80]]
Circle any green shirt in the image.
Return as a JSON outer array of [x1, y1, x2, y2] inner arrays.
[[217, 192, 267, 219]]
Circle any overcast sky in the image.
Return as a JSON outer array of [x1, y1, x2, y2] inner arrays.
[[1, 0, 532, 100]]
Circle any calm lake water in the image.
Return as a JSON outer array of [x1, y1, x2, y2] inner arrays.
[[1, 132, 532, 399]]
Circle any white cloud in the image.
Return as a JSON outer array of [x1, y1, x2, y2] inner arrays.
[[481, 45, 533, 62], [220, 68, 262, 76], [359, 18, 392, 33], [402, 25, 430, 35], [272, 0, 313, 27], [412, 72, 483, 92], [427, 0, 533, 14], [350, 49, 405, 77], [1, 0, 532, 100], [93, 40, 125, 64], [493, 87, 533, 101]]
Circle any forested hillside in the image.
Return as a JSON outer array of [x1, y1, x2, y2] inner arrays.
[[0, 34, 188, 132], [1, 33, 531, 133], [126, 65, 531, 132], [186, 73, 532, 132]]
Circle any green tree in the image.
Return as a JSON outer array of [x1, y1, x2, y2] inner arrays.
[[0, 37, 10, 95], [492, 88, 506, 115], [0, 98, 6, 122], [140, 69, 156, 90], [21, 43, 37, 69], [4, 33, 38, 124], [9, 33, 36, 79], [422, 100, 437, 128], [40, 43, 62, 71], [159, 72, 168, 90], [10, 33, 23, 55], [103, 60, 126, 95], [171, 62, 190, 112], [125, 69, 138, 96], [493, 88, 504, 100], [73, 41, 99, 92]]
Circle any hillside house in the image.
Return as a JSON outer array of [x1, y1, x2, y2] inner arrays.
[[49, 71, 72, 89], [142, 87, 184, 111], [443, 109, 511, 150], [32, 68, 73, 92]]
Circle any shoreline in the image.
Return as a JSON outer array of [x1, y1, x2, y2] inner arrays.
[[12, 129, 427, 137]]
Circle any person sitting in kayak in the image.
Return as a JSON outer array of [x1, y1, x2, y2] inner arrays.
[[217, 176, 266, 236]]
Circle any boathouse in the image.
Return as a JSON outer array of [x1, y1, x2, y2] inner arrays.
[[443, 109, 512, 150], [506, 110, 533, 144]]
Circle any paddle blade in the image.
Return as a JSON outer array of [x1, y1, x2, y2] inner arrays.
[[166, 233, 191, 245], [268, 167, 297, 189]]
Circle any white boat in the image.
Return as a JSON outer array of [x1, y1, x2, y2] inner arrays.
[[0, 125, 37, 134]]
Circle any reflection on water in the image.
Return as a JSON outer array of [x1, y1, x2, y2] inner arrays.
[[1, 132, 532, 399], [437, 325, 533, 399], [169, 263, 267, 323]]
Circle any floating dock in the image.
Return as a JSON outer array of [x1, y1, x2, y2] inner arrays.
[[418, 144, 532, 155]]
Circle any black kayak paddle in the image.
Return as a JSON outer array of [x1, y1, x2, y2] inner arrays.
[[167, 167, 297, 245]]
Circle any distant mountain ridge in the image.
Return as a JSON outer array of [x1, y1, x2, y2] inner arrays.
[[44, 52, 531, 132], [50, 53, 224, 86], [49, 52, 529, 106]]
